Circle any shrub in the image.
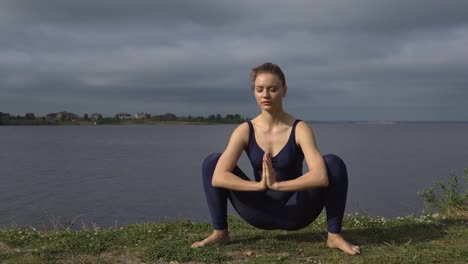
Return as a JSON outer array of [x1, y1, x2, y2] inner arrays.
[[418, 168, 468, 218]]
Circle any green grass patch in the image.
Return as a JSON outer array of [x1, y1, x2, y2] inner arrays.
[[418, 168, 468, 218], [0, 214, 466, 263]]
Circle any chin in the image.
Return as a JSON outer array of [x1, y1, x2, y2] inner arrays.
[[261, 107, 276, 113]]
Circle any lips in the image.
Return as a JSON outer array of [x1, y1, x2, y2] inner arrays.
[[261, 101, 271, 105]]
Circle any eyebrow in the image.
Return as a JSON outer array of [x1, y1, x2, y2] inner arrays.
[[255, 85, 277, 89]]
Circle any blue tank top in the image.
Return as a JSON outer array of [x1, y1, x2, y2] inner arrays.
[[246, 119, 304, 202]]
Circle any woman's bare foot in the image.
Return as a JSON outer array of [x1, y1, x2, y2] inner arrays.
[[326, 232, 361, 255], [191, 229, 230, 248]]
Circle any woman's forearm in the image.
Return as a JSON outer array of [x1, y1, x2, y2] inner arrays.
[[212, 172, 263, 191], [271, 170, 328, 191]]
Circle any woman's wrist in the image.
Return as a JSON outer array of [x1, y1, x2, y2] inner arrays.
[[268, 181, 280, 191], [257, 181, 267, 191]]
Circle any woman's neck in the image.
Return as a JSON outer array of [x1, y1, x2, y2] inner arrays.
[[258, 110, 289, 128]]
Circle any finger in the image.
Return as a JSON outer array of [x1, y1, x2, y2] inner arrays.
[[262, 159, 266, 176]]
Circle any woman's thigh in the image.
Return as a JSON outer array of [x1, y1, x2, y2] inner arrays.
[[272, 188, 326, 230]]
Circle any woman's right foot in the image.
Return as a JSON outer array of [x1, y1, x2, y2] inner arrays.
[[327, 233, 361, 255], [191, 230, 230, 248]]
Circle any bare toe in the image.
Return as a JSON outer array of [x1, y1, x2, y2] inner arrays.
[[351, 245, 361, 254], [191, 241, 205, 248], [327, 234, 360, 255], [191, 231, 230, 248]]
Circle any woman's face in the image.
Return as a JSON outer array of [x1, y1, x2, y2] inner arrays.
[[253, 73, 287, 111]]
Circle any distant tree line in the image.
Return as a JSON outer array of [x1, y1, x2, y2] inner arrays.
[[0, 111, 250, 125], [180, 114, 247, 123], [91, 113, 249, 124]]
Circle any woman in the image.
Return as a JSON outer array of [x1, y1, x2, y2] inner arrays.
[[192, 63, 360, 255]]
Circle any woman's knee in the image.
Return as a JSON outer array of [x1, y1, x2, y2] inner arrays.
[[323, 154, 348, 185], [202, 152, 222, 178], [323, 153, 345, 166]]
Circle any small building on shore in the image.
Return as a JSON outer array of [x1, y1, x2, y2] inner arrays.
[[135, 112, 151, 119], [116, 113, 132, 120], [25, 113, 35, 119], [90, 113, 103, 120], [152, 113, 177, 121], [0, 112, 11, 119], [46, 111, 79, 121], [46, 113, 57, 120]]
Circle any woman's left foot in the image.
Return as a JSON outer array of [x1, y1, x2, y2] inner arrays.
[[326, 233, 360, 255], [191, 230, 230, 248]]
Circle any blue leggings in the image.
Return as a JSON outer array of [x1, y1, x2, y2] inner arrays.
[[202, 152, 348, 233]]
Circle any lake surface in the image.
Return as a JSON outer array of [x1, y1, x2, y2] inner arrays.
[[1, 123, 467, 230]]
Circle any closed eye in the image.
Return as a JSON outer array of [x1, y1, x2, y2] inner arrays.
[[255, 86, 278, 92]]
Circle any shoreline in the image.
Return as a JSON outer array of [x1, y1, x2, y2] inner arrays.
[[0, 120, 242, 126]]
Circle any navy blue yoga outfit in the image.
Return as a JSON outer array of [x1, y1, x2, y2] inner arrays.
[[202, 119, 348, 233]]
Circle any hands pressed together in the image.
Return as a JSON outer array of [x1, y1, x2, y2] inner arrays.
[[260, 152, 279, 191]]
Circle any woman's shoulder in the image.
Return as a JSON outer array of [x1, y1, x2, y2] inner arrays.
[[295, 119, 313, 132], [295, 119, 308, 128], [235, 121, 250, 132], [224, 122, 249, 151], [295, 120, 317, 145], [230, 122, 250, 142]]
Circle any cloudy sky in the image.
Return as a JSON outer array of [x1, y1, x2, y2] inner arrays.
[[1, 1, 467, 121]]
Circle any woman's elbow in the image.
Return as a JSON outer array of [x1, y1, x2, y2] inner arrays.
[[211, 172, 223, 187], [320, 173, 329, 187], [211, 176, 220, 187]]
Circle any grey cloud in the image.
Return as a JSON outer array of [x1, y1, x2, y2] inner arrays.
[[1, 1, 468, 121], [3, 0, 468, 32], [0, 0, 241, 28]]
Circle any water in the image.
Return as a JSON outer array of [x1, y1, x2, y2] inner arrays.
[[1, 123, 467, 229]]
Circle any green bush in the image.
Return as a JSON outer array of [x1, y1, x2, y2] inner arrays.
[[418, 168, 468, 217]]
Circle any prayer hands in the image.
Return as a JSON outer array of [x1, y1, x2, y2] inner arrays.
[[262, 152, 278, 190]]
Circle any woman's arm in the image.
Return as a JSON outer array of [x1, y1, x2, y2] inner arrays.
[[267, 121, 329, 191], [211, 123, 267, 191]]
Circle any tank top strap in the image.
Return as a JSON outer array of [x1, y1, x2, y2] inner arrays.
[[246, 121, 254, 153], [292, 119, 302, 132], [247, 120, 254, 140], [291, 119, 302, 150]]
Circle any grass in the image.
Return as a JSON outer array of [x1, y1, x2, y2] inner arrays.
[[1, 169, 467, 263], [0, 214, 467, 263], [418, 168, 468, 218]]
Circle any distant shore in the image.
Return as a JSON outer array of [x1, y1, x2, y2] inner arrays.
[[1, 119, 468, 126], [0, 119, 246, 126], [0, 112, 250, 126]]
